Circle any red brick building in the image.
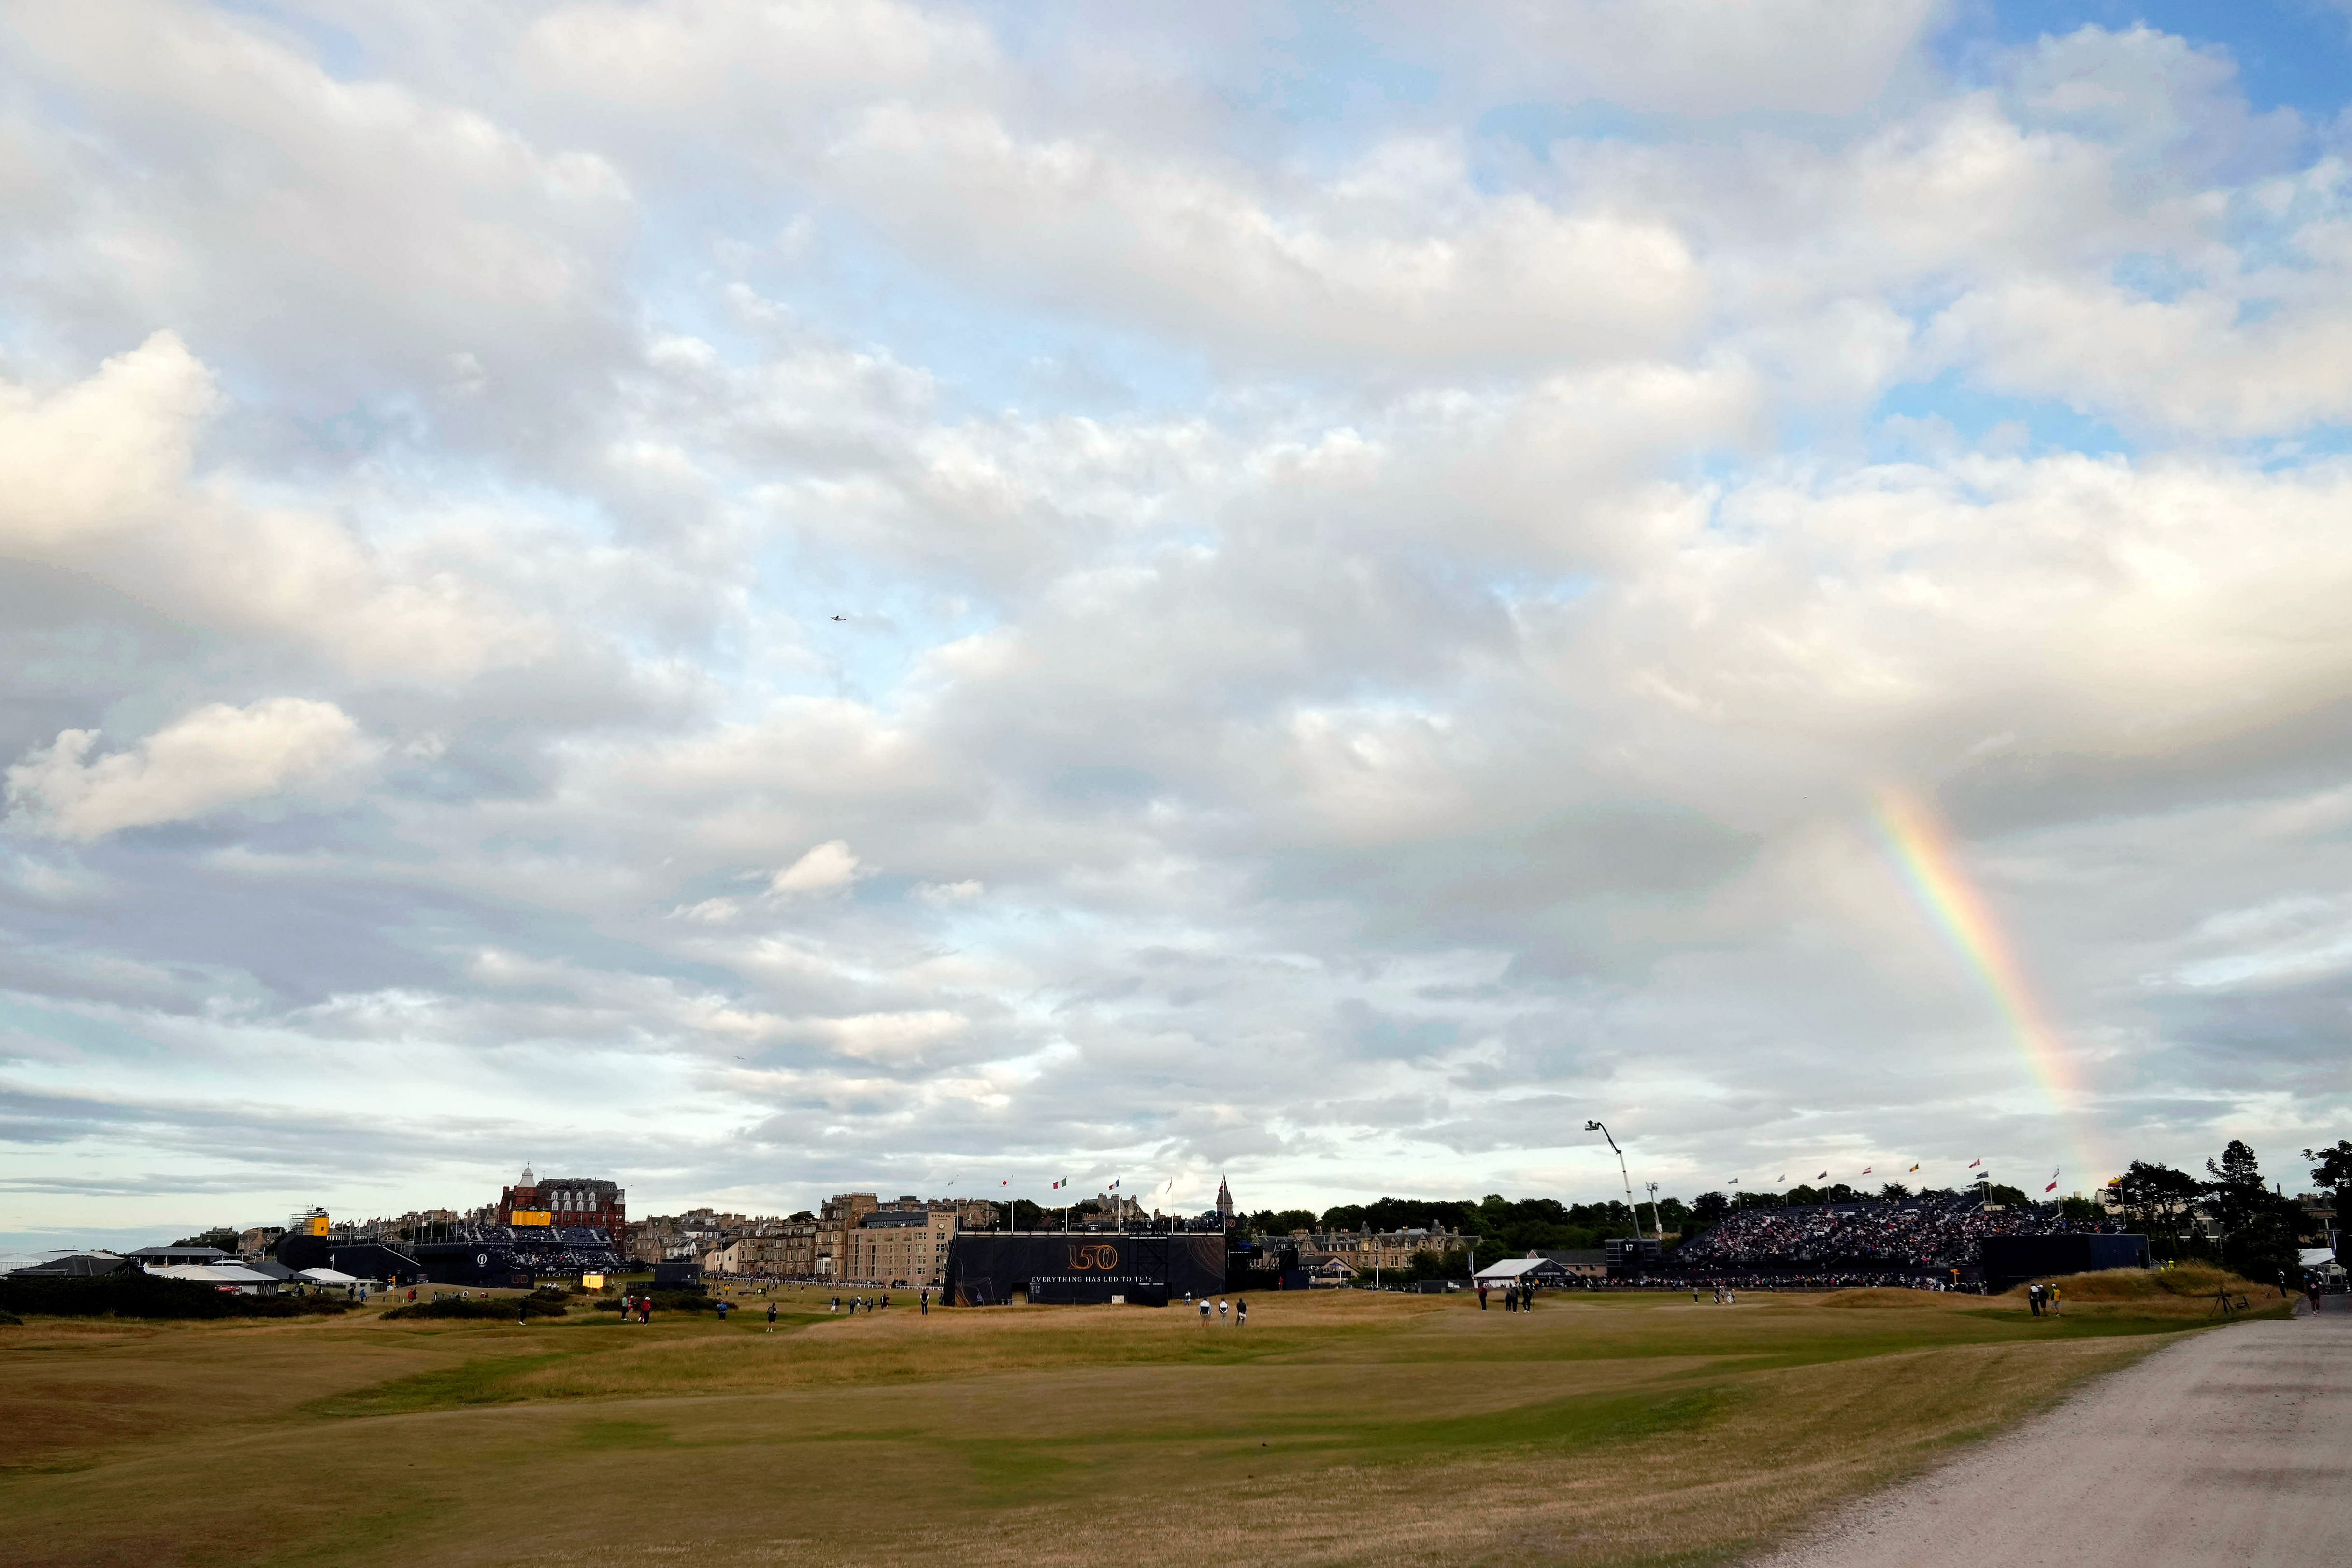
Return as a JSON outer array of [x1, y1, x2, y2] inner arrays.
[[497, 1166, 626, 1233]]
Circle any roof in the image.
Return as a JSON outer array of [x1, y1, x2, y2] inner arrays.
[[1475, 1255, 1571, 1282], [125, 1245, 229, 1262], [7, 1251, 134, 1277], [147, 1264, 276, 1284], [2301, 1248, 2342, 1268], [860, 1210, 941, 1228], [298, 1267, 364, 1284]]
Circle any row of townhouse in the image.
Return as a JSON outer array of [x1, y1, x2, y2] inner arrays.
[[643, 1194, 1005, 1286], [1288, 1225, 1468, 1275]]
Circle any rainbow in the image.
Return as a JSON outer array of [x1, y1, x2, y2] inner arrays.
[[1872, 786, 2097, 1183]]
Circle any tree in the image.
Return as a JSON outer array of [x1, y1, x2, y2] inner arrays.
[[2058, 1196, 2102, 1222], [1878, 1182, 1912, 1201], [2203, 1140, 2265, 1237], [1982, 1183, 2028, 1207], [2305, 1140, 2352, 1203], [1408, 1247, 1465, 1282], [2205, 1140, 2304, 1280], [1690, 1191, 1730, 1231], [2115, 1161, 2204, 1260]]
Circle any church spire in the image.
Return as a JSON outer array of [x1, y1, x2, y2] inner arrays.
[[1215, 1173, 1234, 1230]]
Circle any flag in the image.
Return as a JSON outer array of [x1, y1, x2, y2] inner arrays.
[[1728, 1176, 1740, 1185], [1110, 1178, 1120, 1190], [1908, 1164, 1919, 1172], [1968, 1157, 1982, 1169], [2045, 1167, 2060, 1194], [1861, 1167, 1873, 1176], [1777, 1173, 1786, 1182], [1816, 1170, 1828, 1179]]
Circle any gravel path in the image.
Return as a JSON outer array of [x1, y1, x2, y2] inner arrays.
[[1748, 1303, 2352, 1567]]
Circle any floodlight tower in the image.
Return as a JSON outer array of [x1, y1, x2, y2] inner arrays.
[[1586, 1120, 1662, 1244]]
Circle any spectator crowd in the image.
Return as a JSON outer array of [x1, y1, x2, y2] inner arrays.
[[1673, 1193, 2107, 1277]]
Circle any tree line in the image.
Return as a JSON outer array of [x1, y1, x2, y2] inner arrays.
[[1227, 1136, 2349, 1283]]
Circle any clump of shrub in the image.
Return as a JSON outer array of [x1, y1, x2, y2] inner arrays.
[[0, 1275, 353, 1320], [383, 1293, 569, 1320], [592, 1289, 717, 1313]]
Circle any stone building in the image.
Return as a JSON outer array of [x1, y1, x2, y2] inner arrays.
[[843, 1206, 957, 1285], [1293, 1225, 1465, 1275]]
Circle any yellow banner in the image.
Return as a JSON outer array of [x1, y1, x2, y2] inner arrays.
[[511, 1210, 553, 1226]]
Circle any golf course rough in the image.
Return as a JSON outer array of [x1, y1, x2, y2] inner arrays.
[[0, 1273, 2283, 1568]]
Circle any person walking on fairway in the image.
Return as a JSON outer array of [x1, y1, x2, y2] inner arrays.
[[1199, 1297, 1211, 1326], [1218, 1297, 1228, 1321], [1236, 1298, 1247, 1327], [1477, 1282, 1489, 1310], [766, 1300, 776, 1325], [919, 1287, 929, 1315]]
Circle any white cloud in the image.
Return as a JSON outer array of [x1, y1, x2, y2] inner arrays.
[[0, 333, 555, 678], [5, 699, 381, 841], [769, 839, 865, 895], [826, 111, 1704, 369], [2, 3, 2348, 1229]]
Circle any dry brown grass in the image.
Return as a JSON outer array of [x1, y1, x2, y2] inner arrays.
[[0, 1282, 2234, 1568]]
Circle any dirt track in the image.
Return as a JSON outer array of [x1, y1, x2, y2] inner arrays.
[[1750, 1302, 2352, 1566]]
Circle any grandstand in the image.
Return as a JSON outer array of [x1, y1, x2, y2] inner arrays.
[[277, 1222, 624, 1287], [1670, 1193, 2129, 1286]]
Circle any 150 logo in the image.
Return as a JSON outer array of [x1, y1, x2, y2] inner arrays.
[[1066, 1243, 1119, 1270]]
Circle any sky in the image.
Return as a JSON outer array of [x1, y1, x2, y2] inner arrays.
[[3, 0, 2352, 1246]]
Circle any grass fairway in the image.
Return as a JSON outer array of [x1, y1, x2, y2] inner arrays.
[[0, 1276, 2285, 1567]]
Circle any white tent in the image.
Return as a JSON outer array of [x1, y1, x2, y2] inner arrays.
[[146, 1262, 280, 1295], [1474, 1254, 1570, 1285], [297, 1267, 364, 1286]]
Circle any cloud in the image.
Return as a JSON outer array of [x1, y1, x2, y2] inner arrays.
[[1, 5, 2349, 1232], [5, 699, 381, 841], [0, 333, 555, 678], [826, 112, 1704, 369], [770, 840, 866, 895]]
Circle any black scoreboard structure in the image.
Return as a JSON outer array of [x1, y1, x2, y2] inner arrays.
[[942, 1230, 1228, 1306]]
